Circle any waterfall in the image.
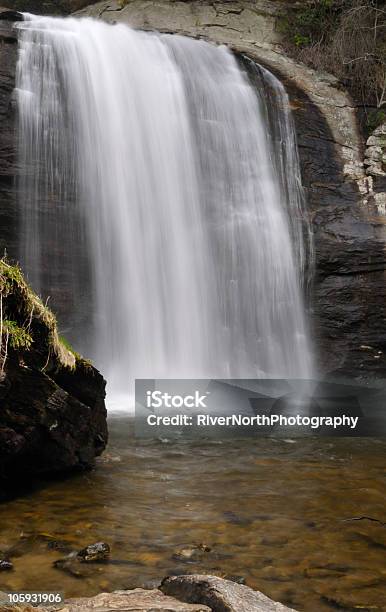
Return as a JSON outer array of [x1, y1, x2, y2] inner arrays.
[[15, 15, 313, 408]]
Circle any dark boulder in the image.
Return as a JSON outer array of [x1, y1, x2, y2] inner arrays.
[[0, 259, 108, 497]]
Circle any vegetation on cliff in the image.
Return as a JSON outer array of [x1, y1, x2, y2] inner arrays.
[[280, 0, 386, 131], [0, 257, 78, 374]]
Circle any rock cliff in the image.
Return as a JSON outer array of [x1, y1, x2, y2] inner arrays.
[[1, 1, 386, 378], [0, 0, 90, 14]]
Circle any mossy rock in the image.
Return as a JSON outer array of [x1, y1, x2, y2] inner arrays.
[[0, 257, 83, 371], [0, 258, 107, 492]]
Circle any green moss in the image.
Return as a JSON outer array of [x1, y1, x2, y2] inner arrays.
[[0, 261, 24, 287], [2, 319, 33, 350], [59, 335, 77, 355], [293, 33, 310, 48], [0, 257, 76, 370]]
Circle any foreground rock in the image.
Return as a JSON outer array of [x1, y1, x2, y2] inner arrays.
[[161, 575, 296, 611], [55, 589, 211, 611], [0, 576, 297, 611], [0, 259, 107, 496]]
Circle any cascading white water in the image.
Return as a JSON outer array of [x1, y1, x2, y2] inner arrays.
[[15, 15, 314, 408]]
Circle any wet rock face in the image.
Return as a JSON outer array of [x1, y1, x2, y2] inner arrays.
[[0, 15, 18, 263], [282, 81, 386, 377], [0, 357, 107, 494]]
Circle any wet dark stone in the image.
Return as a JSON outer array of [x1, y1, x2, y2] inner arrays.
[[77, 542, 110, 563], [172, 544, 211, 564], [53, 555, 87, 579], [223, 511, 252, 526], [0, 558, 13, 571], [0, 9, 23, 22], [46, 539, 73, 553], [54, 542, 111, 578], [261, 69, 386, 379], [0, 358, 107, 497]]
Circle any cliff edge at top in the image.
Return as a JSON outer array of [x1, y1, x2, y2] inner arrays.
[[0, 0, 91, 14]]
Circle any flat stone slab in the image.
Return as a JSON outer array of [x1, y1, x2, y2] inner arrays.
[[52, 589, 211, 611], [161, 575, 297, 612]]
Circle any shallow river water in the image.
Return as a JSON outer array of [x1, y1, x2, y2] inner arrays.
[[0, 419, 385, 611]]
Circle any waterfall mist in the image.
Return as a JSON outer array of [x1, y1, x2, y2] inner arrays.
[[15, 16, 314, 410]]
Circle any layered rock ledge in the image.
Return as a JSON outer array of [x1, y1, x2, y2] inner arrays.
[[0, 258, 107, 497]]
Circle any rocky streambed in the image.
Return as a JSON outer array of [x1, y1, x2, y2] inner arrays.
[[0, 419, 385, 612]]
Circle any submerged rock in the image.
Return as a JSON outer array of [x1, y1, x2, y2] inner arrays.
[[0, 558, 12, 571], [0, 259, 107, 496], [172, 544, 211, 564], [54, 542, 111, 578], [53, 554, 86, 579], [77, 542, 110, 563]]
